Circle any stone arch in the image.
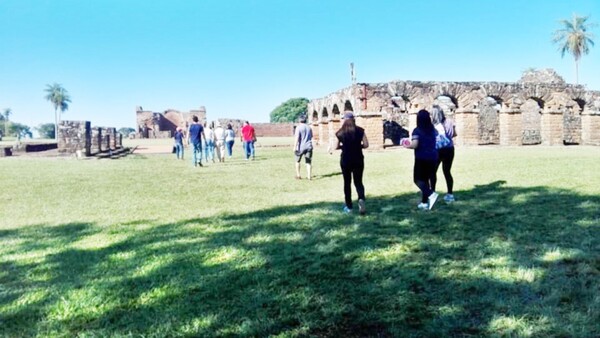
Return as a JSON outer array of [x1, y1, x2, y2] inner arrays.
[[521, 97, 543, 145], [344, 100, 354, 112], [321, 107, 329, 122], [573, 98, 586, 111], [434, 95, 458, 115], [312, 110, 319, 123], [528, 97, 545, 109], [332, 104, 341, 120], [478, 97, 501, 145]]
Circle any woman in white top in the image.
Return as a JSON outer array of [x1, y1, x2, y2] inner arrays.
[[224, 123, 236, 158]]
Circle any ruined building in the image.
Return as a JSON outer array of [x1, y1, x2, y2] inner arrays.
[[308, 69, 600, 149], [136, 107, 295, 138], [136, 106, 207, 138]]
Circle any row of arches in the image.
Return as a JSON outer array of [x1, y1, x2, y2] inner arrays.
[[311, 100, 355, 123], [310, 94, 588, 146]]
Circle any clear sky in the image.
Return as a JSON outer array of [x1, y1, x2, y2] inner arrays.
[[1, 0, 598, 132]]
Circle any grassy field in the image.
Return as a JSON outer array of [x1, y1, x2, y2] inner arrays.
[[1, 142, 599, 337]]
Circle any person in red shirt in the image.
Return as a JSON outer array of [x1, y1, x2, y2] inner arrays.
[[240, 121, 256, 160]]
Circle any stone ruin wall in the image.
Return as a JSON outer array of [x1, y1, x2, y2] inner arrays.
[[136, 106, 207, 138], [58, 121, 91, 155], [136, 107, 295, 139], [308, 72, 600, 149], [253, 123, 294, 137], [58, 121, 122, 156]]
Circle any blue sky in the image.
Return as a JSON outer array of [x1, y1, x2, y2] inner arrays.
[[1, 0, 598, 131]]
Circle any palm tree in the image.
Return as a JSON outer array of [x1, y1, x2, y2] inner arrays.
[[3, 108, 11, 137], [44, 83, 71, 141], [553, 14, 595, 85]]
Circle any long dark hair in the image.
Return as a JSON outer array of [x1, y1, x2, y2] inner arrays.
[[336, 118, 357, 141], [416, 109, 434, 132]]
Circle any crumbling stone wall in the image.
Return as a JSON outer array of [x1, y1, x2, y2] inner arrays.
[[58, 122, 122, 156], [104, 128, 117, 150], [136, 106, 207, 138], [90, 127, 102, 154], [58, 121, 90, 155], [312, 121, 320, 146], [253, 123, 294, 137], [521, 99, 542, 145], [478, 98, 500, 145], [308, 69, 600, 148], [582, 108, 600, 145]]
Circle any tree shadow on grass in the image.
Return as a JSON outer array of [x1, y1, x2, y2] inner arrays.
[[1, 181, 599, 337]]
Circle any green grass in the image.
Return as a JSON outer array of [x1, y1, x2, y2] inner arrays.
[[1, 144, 599, 337]]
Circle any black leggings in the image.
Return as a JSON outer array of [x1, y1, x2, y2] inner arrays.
[[414, 159, 437, 203], [431, 147, 455, 194], [341, 162, 365, 209]]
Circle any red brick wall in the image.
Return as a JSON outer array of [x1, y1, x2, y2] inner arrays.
[[253, 123, 294, 137]]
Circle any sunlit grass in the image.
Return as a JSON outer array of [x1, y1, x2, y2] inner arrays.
[[1, 144, 599, 336]]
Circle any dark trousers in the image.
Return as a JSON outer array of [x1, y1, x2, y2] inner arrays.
[[341, 162, 365, 209], [431, 147, 455, 194], [414, 158, 437, 203]]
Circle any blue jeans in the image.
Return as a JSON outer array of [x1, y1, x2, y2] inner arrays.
[[175, 143, 184, 159], [191, 142, 202, 166], [243, 141, 255, 159], [204, 140, 215, 161], [226, 140, 234, 157]]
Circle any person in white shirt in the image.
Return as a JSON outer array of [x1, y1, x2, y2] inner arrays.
[[224, 123, 236, 158], [204, 123, 216, 163], [214, 121, 226, 162]]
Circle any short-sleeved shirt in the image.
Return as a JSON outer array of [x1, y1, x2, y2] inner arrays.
[[241, 124, 255, 142], [411, 127, 438, 161], [337, 127, 365, 166], [214, 127, 225, 142], [443, 119, 456, 147], [225, 129, 235, 142], [294, 123, 313, 152], [188, 123, 204, 145], [174, 131, 184, 144], [205, 128, 215, 142]]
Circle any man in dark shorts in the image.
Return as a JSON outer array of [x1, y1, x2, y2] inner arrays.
[[294, 115, 313, 180]]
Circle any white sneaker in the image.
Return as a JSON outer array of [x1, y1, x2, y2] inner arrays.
[[444, 194, 455, 203], [417, 202, 429, 210], [428, 192, 438, 210], [358, 199, 366, 215]]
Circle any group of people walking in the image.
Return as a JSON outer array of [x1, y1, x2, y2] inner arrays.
[[173, 116, 255, 166], [296, 106, 455, 215], [402, 105, 456, 210], [175, 107, 456, 215]]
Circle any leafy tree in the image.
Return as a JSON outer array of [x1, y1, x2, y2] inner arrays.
[[118, 127, 135, 136], [3, 108, 11, 137], [36, 123, 56, 139], [44, 83, 71, 140], [269, 97, 309, 123], [1, 121, 32, 138], [553, 14, 596, 84]]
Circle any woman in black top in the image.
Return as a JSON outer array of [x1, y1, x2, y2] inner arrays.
[[403, 109, 439, 210], [332, 112, 369, 215]]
